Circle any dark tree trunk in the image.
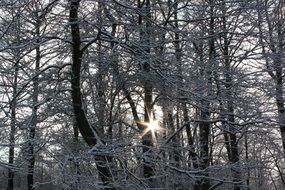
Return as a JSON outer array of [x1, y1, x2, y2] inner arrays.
[[7, 58, 20, 190], [221, 1, 242, 188], [69, 1, 113, 189], [168, 110, 180, 166], [275, 18, 285, 154], [196, 108, 211, 190], [172, 0, 196, 169], [108, 5, 156, 184], [7, 99, 16, 190], [138, 0, 155, 186], [27, 10, 41, 189], [97, 1, 106, 137], [257, 0, 285, 156], [27, 127, 36, 190], [276, 70, 285, 153], [194, 1, 215, 189]]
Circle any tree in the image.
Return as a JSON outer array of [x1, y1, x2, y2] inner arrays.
[[257, 0, 285, 154], [0, 0, 285, 189], [68, 0, 114, 189]]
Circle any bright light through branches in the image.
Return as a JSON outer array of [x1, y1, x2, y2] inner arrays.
[[141, 119, 163, 144]]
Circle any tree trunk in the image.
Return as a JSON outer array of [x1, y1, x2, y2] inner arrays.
[[275, 10, 285, 154], [257, 0, 285, 156], [69, 1, 113, 189], [97, 1, 106, 137], [27, 8, 41, 189], [7, 114, 15, 190], [194, 1, 215, 189], [172, 0, 197, 169], [138, 0, 155, 186], [221, 1, 242, 188], [196, 108, 211, 190], [276, 70, 285, 153], [7, 34, 20, 190], [7, 70, 17, 190]]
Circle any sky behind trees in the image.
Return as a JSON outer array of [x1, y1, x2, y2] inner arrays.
[[0, 0, 284, 190]]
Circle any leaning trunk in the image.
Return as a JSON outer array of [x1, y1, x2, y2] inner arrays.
[[69, 1, 113, 189]]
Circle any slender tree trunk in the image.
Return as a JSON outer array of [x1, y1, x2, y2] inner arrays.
[[68, 1, 113, 189], [7, 62, 18, 190], [196, 109, 211, 190], [172, 0, 196, 169], [27, 126, 36, 190], [6, 6, 24, 189], [142, 58, 154, 184], [221, 1, 242, 188], [106, 5, 118, 141], [7, 15, 21, 188], [194, 53, 211, 190], [73, 117, 80, 190], [159, 0, 181, 168], [97, 1, 106, 137], [108, 5, 156, 185], [96, 39, 106, 137], [7, 108, 16, 190], [162, 106, 180, 166], [27, 9, 41, 189], [257, 0, 285, 155], [276, 70, 285, 152], [194, 1, 215, 189], [223, 1, 241, 190], [275, 11, 285, 154], [245, 133, 250, 188], [138, 0, 155, 186]]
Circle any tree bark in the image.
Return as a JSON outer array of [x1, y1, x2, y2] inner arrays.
[[138, 0, 155, 186], [7, 20, 20, 190], [194, 1, 215, 189], [27, 6, 41, 189], [69, 1, 113, 189], [221, 1, 242, 188], [7, 62, 18, 190], [257, 0, 285, 156]]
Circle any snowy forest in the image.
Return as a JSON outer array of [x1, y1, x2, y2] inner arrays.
[[0, 0, 284, 189]]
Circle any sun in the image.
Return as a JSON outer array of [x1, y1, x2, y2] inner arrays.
[[141, 119, 163, 143], [146, 119, 159, 133]]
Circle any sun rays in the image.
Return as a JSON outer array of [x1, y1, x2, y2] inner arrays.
[[140, 118, 164, 144]]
